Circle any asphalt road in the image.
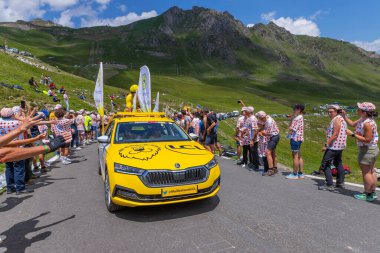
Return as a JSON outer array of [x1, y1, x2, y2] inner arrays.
[[1, 144, 379, 253]]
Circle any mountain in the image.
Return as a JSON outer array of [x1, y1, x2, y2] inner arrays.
[[0, 6, 379, 104]]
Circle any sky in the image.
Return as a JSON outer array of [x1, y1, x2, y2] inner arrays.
[[0, 0, 379, 52]]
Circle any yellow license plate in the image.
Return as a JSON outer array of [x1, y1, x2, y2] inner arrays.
[[162, 185, 198, 197]]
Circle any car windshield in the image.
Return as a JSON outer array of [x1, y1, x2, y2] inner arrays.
[[114, 121, 190, 143]]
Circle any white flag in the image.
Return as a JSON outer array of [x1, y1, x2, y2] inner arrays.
[[137, 65, 151, 112], [132, 90, 137, 112], [93, 62, 104, 116], [153, 92, 160, 112]]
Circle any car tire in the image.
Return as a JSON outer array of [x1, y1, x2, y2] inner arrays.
[[104, 168, 123, 212]]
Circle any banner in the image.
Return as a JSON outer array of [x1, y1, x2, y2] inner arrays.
[[93, 62, 104, 116], [153, 92, 160, 112], [137, 65, 151, 112]]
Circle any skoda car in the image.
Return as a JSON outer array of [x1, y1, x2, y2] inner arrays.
[[97, 112, 220, 211]]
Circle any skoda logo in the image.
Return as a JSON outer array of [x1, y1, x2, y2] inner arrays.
[[174, 163, 181, 169]]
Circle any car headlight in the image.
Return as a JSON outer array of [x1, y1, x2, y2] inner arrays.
[[205, 158, 218, 170], [114, 163, 145, 175]]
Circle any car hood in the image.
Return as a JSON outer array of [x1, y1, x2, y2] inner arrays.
[[107, 141, 214, 170]]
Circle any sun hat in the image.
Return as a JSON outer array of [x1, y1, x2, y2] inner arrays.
[[241, 107, 248, 111], [247, 106, 254, 113], [1, 108, 14, 118], [37, 112, 46, 119], [12, 106, 21, 114], [255, 111, 267, 118], [327, 104, 340, 110], [357, 102, 376, 112], [54, 104, 63, 110]]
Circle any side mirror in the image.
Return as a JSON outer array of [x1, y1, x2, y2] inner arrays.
[[98, 135, 110, 144], [189, 133, 199, 141]]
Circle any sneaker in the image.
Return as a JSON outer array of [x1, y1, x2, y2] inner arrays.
[[262, 169, 275, 176], [16, 188, 34, 195], [335, 183, 345, 189], [6, 189, 16, 194], [241, 164, 246, 168], [253, 166, 260, 172], [32, 167, 40, 174], [65, 157, 72, 162], [31, 174, 40, 179], [318, 184, 335, 192], [273, 167, 278, 174], [298, 173, 305, 179], [286, 173, 299, 180], [366, 192, 377, 202], [75, 147, 82, 150], [354, 193, 368, 201], [25, 179, 35, 185], [236, 161, 244, 165], [62, 158, 72, 165], [40, 167, 50, 174]]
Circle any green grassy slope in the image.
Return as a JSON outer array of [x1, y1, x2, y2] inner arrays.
[[0, 51, 122, 110]]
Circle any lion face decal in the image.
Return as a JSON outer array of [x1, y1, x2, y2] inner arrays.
[[119, 144, 161, 161]]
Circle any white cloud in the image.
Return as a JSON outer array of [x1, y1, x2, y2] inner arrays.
[[272, 17, 320, 37], [42, 0, 79, 10], [260, 11, 320, 37], [119, 4, 127, 13], [261, 11, 276, 22], [353, 39, 380, 53], [0, 0, 45, 22], [80, 10, 158, 27], [54, 5, 97, 27], [247, 24, 254, 28]]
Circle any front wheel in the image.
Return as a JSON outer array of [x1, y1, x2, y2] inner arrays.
[[104, 169, 123, 212]]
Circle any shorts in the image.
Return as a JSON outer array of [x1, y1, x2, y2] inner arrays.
[[34, 140, 43, 146], [290, 139, 302, 152], [267, 135, 280, 151], [91, 126, 97, 131], [358, 145, 379, 165], [78, 130, 85, 135], [205, 133, 216, 145], [61, 142, 71, 148]]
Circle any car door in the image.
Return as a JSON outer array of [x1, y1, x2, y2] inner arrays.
[[99, 121, 114, 181]]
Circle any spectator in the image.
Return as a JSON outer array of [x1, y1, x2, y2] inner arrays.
[[235, 109, 245, 165], [68, 113, 80, 150], [256, 111, 280, 176], [51, 108, 74, 165], [180, 110, 191, 133], [90, 112, 98, 141], [59, 86, 65, 94], [53, 93, 60, 103], [49, 82, 57, 90], [84, 111, 92, 144], [63, 90, 69, 111], [76, 110, 85, 146], [203, 108, 218, 153], [318, 105, 347, 191], [286, 104, 305, 179], [247, 106, 259, 171], [239, 107, 251, 168], [28, 77, 38, 90], [344, 102, 379, 201], [0, 107, 28, 194]]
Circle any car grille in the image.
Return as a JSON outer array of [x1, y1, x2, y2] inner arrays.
[[140, 167, 209, 187]]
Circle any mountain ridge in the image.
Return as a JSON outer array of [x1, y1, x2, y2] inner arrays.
[[0, 6, 379, 104]]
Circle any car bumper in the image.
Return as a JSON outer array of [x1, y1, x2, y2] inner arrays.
[[109, 167, 221, 207]]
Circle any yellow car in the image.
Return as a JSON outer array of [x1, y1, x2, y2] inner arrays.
[[97, 112, 220, 211]]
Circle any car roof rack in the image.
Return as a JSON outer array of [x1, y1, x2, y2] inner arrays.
[[113, 112, 167, 119]]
